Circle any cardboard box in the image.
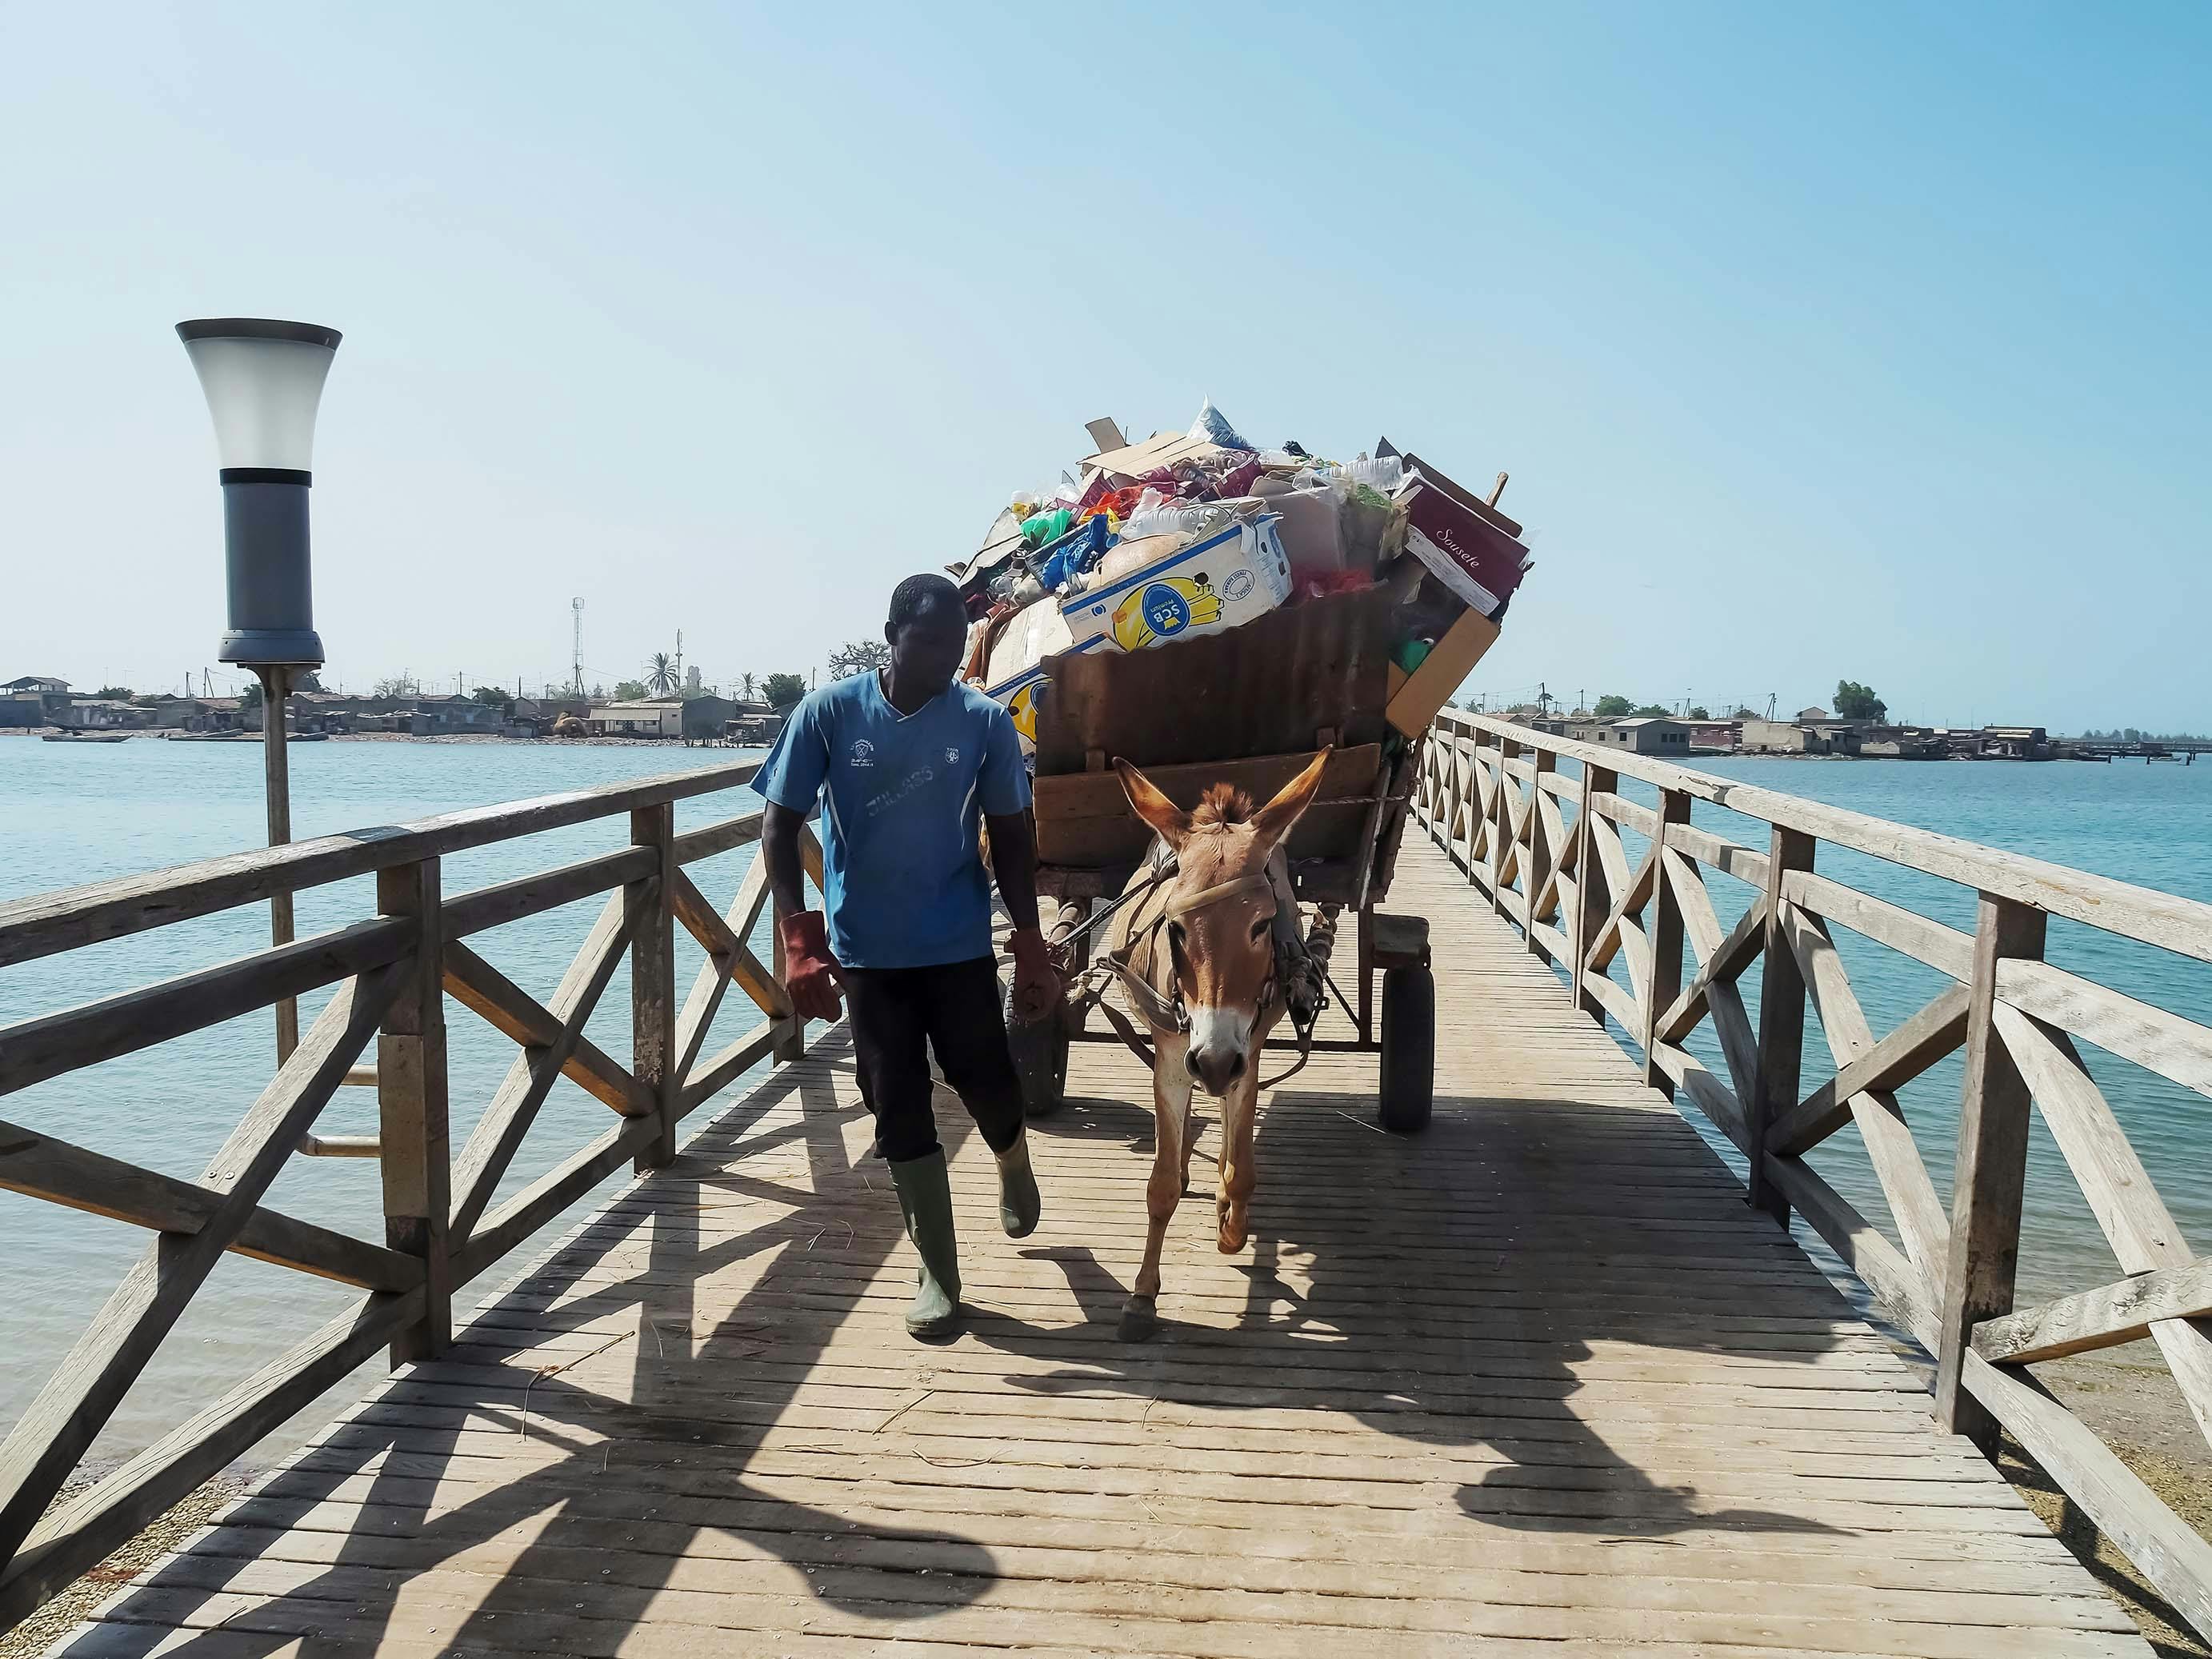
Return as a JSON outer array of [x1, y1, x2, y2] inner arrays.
[[985, 638, 1106, 757], [1395, 462, 1531, 619], [1385, 607, 1501, 738], [1061, 515, 1292, 654]]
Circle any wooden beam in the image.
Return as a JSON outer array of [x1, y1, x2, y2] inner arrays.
[[447, 885, 642, 1244], [1962, 1351, 2212, 1642], [1998, 957, 2212, 1101], [1649, 1042, 1750, 1154], [1666, 822, 1770, 891], [673, 809, 764, 865], [669, 865, 741, 963], [1567, 764, 1615, 1025], [1581, 821, 1657, 977], [1748, 826, 1814, 1225], [1995, 1000, 2212, 1447], [0, 758, 763, 971], [1778, 900, 1951, 1285], [0, 1286, 422, 1628], [1654, 889, 1766, 1046], [1763, 1153, 1939, 1353], [1587, 790, 1658, 838], [632, 802, 678, 1173], [374, 861, 452, 1367], [1641, 791, 1691, 1092], [1765, 983, 1971, 1157], [0, 1117, 416, 1292], [452, 1113, 665, 1285], [678, 1020, 789, 1116], [440, 846, 653, 940], [0, 918, 410, 1099], [1975, 1259, 2212, 1366], [1782, 869, 1973, 981], [0, 965, 395, 1561], [440, 941, 653, 1117], [1936, 894, 2046, 1450]]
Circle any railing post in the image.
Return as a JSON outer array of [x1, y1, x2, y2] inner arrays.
[[1490, 734, 1519, 916], [1935, 893, 2046, 1449], [376, 856, 451, 1363], [1749, 826, 1814, 1227], [1525, 748, 1558, 959], [631, 802, 678, 1173], [1568, 763, 1615, 1021], [1642, 789, 1692, 1091]]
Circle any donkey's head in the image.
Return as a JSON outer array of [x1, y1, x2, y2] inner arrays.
[[1114, 750, 1331, 1096]]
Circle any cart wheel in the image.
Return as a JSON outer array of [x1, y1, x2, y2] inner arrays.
[[1378, 966, 1434, 1133], [1006, 985, 1070, 1119]]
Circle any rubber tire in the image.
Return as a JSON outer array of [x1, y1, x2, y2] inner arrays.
[[1006, 984, 1070, 1120], [1378, 965, 1435, 1133]]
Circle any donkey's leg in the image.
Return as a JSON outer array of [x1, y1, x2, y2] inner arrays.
[[1121, 1032, 1190, 1342], [1215, 1027, 1269, 1253]]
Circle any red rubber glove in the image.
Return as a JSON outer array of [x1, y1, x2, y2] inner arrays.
[[778, 912, 843, 1024], [1007, 926, 1062, 1025]]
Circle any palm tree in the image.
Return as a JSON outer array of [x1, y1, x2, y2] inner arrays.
[[738, 671, 757, 702], [645, 652, 677, 698]]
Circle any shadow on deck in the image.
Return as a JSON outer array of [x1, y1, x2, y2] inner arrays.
[[49, 841, 2149, 1658]]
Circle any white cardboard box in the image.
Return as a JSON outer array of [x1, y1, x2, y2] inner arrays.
[[1059, 515, 1291, 654]]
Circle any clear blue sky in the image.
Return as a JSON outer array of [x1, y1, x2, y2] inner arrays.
[[2, 2, 2205, 729]]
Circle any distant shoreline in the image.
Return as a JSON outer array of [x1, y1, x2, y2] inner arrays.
[[2, 730, 754, 750]]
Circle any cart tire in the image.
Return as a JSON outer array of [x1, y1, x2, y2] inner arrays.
[[1006, 986, 1070, 1119], [1378, 966, 1434, 1133]]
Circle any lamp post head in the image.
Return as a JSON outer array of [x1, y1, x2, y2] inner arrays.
[[177, 319, 341, 667]]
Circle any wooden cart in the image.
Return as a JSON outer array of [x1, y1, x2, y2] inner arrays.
[[1004, 581, 1444, 1132]]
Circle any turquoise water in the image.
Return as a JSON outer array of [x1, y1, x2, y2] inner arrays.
[[2, 738, 2208, 1467], [0, 736, 770, 1465], [1577, 754, 2212, 1323]]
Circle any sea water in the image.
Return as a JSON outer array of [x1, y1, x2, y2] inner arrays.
[[2, 738, 2207, 1463]]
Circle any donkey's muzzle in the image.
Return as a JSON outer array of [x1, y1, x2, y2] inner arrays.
[[1186, 1040, 1247, 1097]]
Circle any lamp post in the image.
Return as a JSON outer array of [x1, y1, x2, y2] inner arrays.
[[178, 318, 342, 1063]]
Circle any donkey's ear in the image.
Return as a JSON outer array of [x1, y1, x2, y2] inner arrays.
[[1114, 758, 1193, 850], [1249, 748, 1332, 852]]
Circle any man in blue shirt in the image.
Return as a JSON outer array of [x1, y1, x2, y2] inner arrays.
[[757, 574, 1060, 1337]]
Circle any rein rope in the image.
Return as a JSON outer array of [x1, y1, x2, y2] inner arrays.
[[1056, 849, 1323, 1089]]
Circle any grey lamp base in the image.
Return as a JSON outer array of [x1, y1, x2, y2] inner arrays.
[[219, 631, 326, 668]]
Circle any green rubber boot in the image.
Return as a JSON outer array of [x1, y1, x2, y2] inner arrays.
[[997, 1130, 1042, 1239], [886, 1149, 962, 1338]]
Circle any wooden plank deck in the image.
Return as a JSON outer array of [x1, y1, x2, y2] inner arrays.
[[46, 838, 2148, 1657]]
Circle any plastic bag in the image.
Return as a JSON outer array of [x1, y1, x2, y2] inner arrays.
[[1187, 398, 1254, 452]]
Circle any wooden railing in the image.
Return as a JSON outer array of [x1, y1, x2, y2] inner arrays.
[[0, 758, 821, 1626], [1415, 709, 2212, 1640]]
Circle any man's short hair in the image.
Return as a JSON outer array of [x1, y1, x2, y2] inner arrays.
[[888, 573, 962, 631]]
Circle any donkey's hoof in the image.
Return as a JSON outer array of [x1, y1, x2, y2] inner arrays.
[[1118, 1296, 1159, 1342]]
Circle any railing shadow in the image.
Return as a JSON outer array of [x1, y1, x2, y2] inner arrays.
[[64, 1030, 998, 1656], [978, 1086, 1851, 1544]]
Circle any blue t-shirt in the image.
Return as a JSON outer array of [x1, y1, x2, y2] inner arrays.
[[753, 674, 1032, 969]]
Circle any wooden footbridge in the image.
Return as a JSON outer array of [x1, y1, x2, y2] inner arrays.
[[4, 710, 2211, 1655]]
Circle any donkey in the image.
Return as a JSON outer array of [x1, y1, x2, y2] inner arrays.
[[1105, 750, 1330, 1341]]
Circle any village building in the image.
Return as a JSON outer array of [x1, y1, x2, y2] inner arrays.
[[590, 698, 685, 738]]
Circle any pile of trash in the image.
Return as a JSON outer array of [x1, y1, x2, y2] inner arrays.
[[951, 401, 1533, 754]]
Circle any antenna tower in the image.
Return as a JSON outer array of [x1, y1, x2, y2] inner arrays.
[[571, 598, 586, 699]]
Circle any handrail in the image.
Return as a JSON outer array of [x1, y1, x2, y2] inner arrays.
[[0, 758, 765, 970], [0, 758, 808, 1628], [1435, 709, 2212, 965], [1415, 712, 2212, 1642]]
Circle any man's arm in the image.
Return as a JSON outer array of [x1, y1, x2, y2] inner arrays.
[[986, 810, 1059, 1022], [983, 809, 1042, 936], [760, 801, 813, 925]]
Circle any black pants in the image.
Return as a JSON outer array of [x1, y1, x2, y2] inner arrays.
[[843, 956, 1024, 1165]]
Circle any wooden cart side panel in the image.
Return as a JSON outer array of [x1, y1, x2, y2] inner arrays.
[[1034, 746, 1384, 870]]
